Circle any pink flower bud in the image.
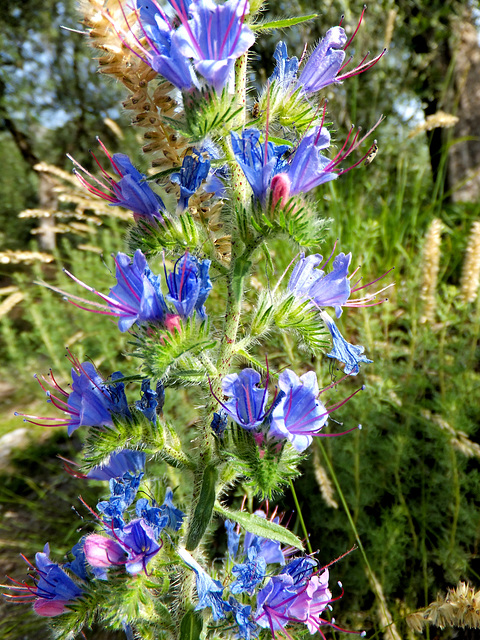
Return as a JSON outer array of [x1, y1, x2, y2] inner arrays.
[[33, 598, 70, 617], [84, 534, 126, 568], [270, 174, 291, 208], [164, 314, 182, 333]]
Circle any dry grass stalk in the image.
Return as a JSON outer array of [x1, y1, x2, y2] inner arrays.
[[80, 0, 188, 170], [366, 570, 402, 640], [384, 9, 397, 51], [420, 218, 443, 324], [0, 251, 54, 265], [460, 221, 480, 303], [312, 448, 338, 509], [0, 292, 24, 318], [407, 582, 480, 632], [408, 111, 459, 139], [420, 409, 480, 459]]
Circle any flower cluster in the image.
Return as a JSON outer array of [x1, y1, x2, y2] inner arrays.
[[7, 0, 388, 637], [177, 513, 343, 640]]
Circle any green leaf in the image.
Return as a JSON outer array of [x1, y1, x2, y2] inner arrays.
[[127, 211, 202, 257], [180, 610, 203, 640], [251, 14, 318, 31], [186, 464, 218, 550], [214, 503, 304, 550]]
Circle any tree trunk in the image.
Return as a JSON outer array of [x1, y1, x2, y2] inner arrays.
[[449, 10, 480, 202]]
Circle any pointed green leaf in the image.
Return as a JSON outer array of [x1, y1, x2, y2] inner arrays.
[[180, 610, 203, 640], [214, 503, 304, 550], [251, 14, 318, 31], [186, 464, 218, 550]]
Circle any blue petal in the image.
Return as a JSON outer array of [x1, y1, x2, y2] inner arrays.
[[322, 312, 372, 375]]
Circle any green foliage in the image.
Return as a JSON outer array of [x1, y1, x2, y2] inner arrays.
[[133, 316, 216, 384], [214, 503, 304, 550], [179, 610, 203, 640], [250, 14, 318, 31], [186, 464, 219, 551], [226, 425, 304, 499], [163, 89, 243, 142], [128, 212, 202, 258]]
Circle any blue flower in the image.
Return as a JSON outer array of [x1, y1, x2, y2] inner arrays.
[[67, 362, 131, 435], [64, 539, 88, 581], [269, 41, 299, 86], [211, 409, 228, 437], [297, 27, 347, 94], [289, 251, 352, 318], [221, 368, 269, 430], [243, 511, 285, 565], [166, 253, 212, 319], [173, 0, 255, 92], [108, 250, 167, 331], [177, 547, 230, 621], [321, 310, 372, 375], [228, 597, 259, 640], [230, 129, 289, 203], [70, 142, 165, 222], [86, 449, 146, 481], [135, 0, 198, 90], [171, 152, 211, 211], [230, 545, 267, 595], [225, 520, 240, 557], [5, 543, 84, 617], [18, 358, 131, 435], [115, 518, 162, 574], [97, 471, 143, 529], [161, 487, 185, 531], [268, 370, 327, 452], [135, 498, 169, 537], [85, 519, 162, 575], [135, 379, 158, 424]]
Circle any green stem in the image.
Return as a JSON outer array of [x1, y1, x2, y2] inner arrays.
[[289, 479, 313, 555]]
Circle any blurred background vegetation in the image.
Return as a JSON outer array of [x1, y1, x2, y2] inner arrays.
[[2, 0, 480, 638]]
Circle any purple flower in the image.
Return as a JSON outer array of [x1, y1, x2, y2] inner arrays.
[[221, 368, 269, 430], [289, 251, 351, 318], [321, 310, 372, 376], [16, 357, 131, 436], [70, 141, 165, 222], [86, 449, 146, 481], [171, 151, 211, 212], [268, 370, 327, 452], [64, 249, 167, 332], [177, 547, 230, 621], [297, 26, 348, 93], [85, 519, 162, 575], [5, 544, 83, 617], [230, 129, 289, 203], [166, 253, 212, 319], [255, 557, 332, 634], [173, 0, 255, 92], [285, 126, 337, 195]]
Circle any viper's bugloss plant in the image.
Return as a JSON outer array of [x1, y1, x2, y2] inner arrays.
[[4, 0, 390, 637]]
